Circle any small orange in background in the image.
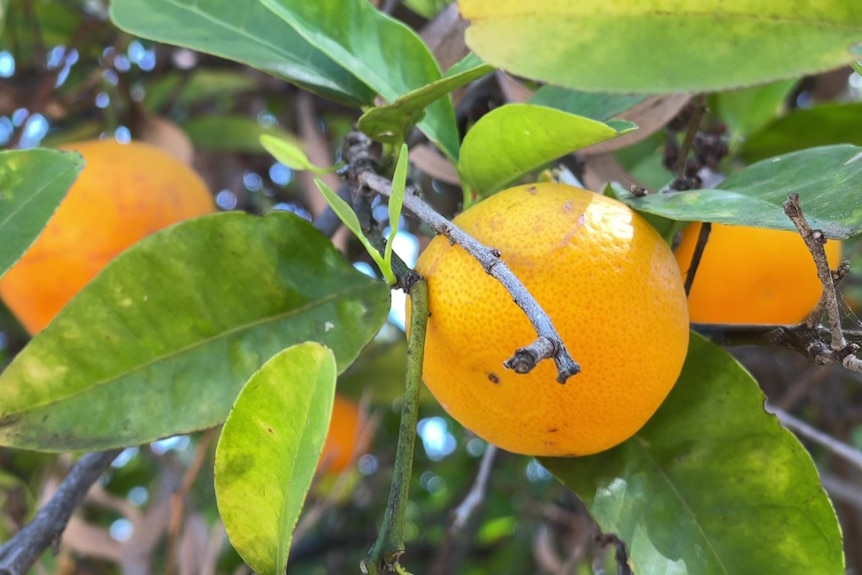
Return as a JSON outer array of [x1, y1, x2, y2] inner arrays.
[[317, 394, 370, 475], [0, 139, 215, 335], [674, 223, 843, 324]]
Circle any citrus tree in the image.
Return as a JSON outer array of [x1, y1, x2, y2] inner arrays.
[[1, 1, 862, 574]]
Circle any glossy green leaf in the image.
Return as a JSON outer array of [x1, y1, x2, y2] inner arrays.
[[184, 116, 301, 154], [259, 0, 461, 160], [357, 61, 492, 146], [260, 134, 332, 174], [617, 144, 862, 238], [710, 79, 797, 147], [0, 149, 82, 278], [459, 103, 636, 195], [109, 0, 374, 106], [529, 87, 647, 121], [542, 334, 843, 575], [0, 212, 390, 451], [740, 102, 862, 162], [215, 343, 336, 575], [460, 0, 862, 93]]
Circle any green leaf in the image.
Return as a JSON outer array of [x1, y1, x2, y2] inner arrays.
[[260, 134, 331, 173], [215, 343, 336, 575], [109, 0, 375, 106], [740, 102, 862, 162], [386, 144, 409, 268], [0, 212, 390, 451], [357, 61, 493, 147], [313, 179, 396, 285], [0, 149, 83, 278], [617, 144, 862, 239], [542, 334, 843, 575], [403, 0, 450, 19], [258, 0, 461, 160], [459, 103, 636, 196], [459, 0, 862, 93], [3, 0, 80, 61], [144, 69, 258, 113], [529, 86, 647, 121], [0, 0, 9, 40], [444, 51, 486, 77], [710, 79, 797, 147], [184, 116, 301, 154]]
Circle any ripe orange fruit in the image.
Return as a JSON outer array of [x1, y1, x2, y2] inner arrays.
[[674, 223, 843, 324], [408, 183, 690, 457], [318, 395, 367, 475], [0, 139, 215, 335]]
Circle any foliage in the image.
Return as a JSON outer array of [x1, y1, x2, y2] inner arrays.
[[1, 0, 861, 574]]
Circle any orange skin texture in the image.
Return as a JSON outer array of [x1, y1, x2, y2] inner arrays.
[[409, 183, 690, 457], [0, 140, 215, 335], [318, 395, 365, 475], [675, 223, 843, 324]]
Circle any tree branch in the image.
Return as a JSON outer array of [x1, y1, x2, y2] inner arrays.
[[0, 449, 120, 575], [783, 194, 861, 372], [683, 222, 711, 297], [769, 406, 862, 473], [342, 130, 580, 383], [451, 445, 497, 532], [364, 279, 429, 575], [694, 323, 862, 374]]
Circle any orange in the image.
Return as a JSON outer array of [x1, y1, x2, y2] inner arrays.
[[408, 183, 690, 457], [318, 395, 367, 475], [0, 139, 215, 335], [674, 223, 843, 324]]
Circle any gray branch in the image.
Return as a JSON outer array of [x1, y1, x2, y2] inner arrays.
[[769, 406, 862, 472], [359, 170, 580, 383], [0, 449, 120, 575], [451, 445, 497, 532]]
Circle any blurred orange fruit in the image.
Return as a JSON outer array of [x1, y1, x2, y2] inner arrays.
[[674, 223, 843, 324], [408, 183, 690, 456], [318, 394, 368, 475], [0, 139, 214, 334]]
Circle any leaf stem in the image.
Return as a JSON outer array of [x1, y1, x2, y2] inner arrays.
[[363, 279, 429, 574]]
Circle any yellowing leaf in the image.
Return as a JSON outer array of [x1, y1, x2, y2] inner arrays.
[[459, 0, 862, 93]]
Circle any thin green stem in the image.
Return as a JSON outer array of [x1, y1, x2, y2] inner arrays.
[[364, 280, 429, 574]]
